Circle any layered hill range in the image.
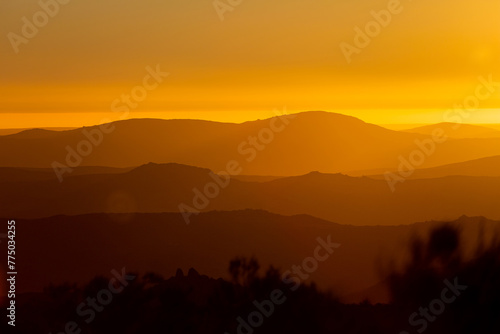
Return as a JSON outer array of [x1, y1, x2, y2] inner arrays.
[[2, 111, 500, 175], [2, 111, 500, 304], [2, 161, 500, 225]]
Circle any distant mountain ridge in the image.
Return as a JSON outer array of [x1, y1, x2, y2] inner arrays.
[[2, 111, 500, 175], [0, 127, 76, 136], [2, 162, 500, 225], [368, 155, 500, 179], [402, 122, 500, 139], [0, 166, 133, 183]]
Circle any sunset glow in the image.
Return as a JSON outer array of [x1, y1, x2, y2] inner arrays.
[[1, 0, 500, 128]]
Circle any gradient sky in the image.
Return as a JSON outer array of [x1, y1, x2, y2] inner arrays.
[[1, 0, 499, 128]]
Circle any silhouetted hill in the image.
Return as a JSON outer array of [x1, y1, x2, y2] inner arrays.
[[402, 122, 500, 138], [2, 163, 500, 225], [0, 166, 133, 183], [5, 128, 65, 139], [0, 127, 76, 136], [368, 155, 500, 179], [2, 111, 500, 174]]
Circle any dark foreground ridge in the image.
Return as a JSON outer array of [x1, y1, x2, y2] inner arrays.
[[3, 225, 499, 334]]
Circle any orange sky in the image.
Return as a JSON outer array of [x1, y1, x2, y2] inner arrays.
[[1, 0, 499, 128]]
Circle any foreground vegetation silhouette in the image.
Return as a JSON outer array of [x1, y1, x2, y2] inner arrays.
[[5, 225, 499, 333]]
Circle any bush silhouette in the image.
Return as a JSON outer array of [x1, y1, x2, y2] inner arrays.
[[388, 224, 500, 333]]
